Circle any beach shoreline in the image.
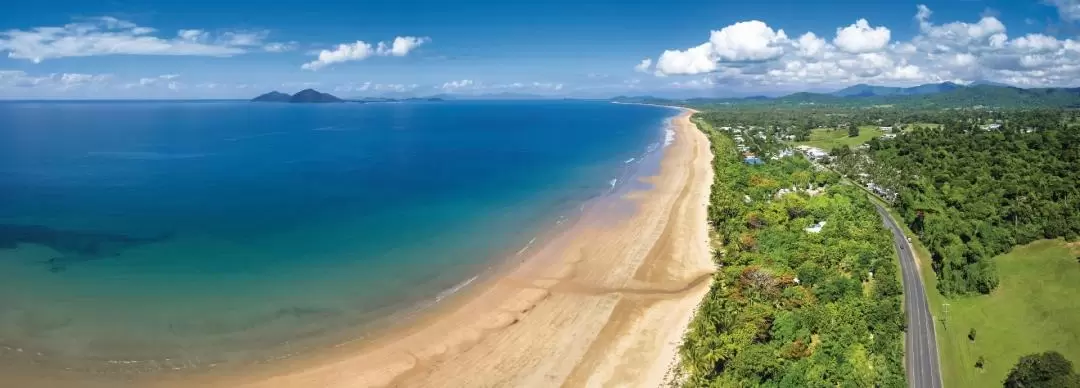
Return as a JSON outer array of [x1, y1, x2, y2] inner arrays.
[[194, 107, 713, 388], [8, 107, 715, 388]]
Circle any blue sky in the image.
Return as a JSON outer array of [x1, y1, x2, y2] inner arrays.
[[1, 0, 1078, 98]]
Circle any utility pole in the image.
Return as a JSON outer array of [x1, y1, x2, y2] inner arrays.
[[942, 303, 950, 330]]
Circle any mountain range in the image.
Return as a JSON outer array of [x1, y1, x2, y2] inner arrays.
[[613, 82, 1080, 108]]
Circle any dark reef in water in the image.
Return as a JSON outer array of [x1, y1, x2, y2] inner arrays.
[[0, 224, 170, 272]]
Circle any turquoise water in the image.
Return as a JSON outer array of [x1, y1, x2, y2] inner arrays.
[[0, 100, 674, 373]]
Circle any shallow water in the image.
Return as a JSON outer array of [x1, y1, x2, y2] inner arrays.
[[0, 100, 674, 373]]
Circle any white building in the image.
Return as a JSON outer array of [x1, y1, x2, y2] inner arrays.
[[804, 221, 827, 233]]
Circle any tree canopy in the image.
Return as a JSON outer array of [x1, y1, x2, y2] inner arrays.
[[677, 115, 905, 387], [1004, 351, 1080, 388]]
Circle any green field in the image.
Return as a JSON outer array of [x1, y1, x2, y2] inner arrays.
[[931, 240, 1080, 387], [864, 195, 1080, 387], [795, 126, 884, 150]]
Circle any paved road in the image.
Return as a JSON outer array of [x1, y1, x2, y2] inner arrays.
[[873, 204, 943, 388]]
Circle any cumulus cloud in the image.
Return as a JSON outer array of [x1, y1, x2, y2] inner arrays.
[[302, 41, 375, 70], [709, 21, 788, 61], [634, 58, 652, 73], [796, 32, 827, 58], [655, 43, 718, 76], [654, 21, 788, 76], [376, 36, 430, 56], [833, 19, 891, 54], [640, 4, 1080, 90], [303, 36, 429, 70], [0, 17, 282, 63]]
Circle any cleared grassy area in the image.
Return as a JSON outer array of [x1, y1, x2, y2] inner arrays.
[[932, 240, 1080, 387], [795, 126, 883, 150], [867, 200, 1080, 388]]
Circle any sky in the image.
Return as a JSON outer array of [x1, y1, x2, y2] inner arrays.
[[1, 0, 1079, 99]]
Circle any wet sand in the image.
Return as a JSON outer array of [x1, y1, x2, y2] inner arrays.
[[11, 108, 715, 388]]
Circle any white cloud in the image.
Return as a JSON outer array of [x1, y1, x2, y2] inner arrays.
[[263, 42, 297, 52], [641, 4, 1080, 90], [655, 43, 717, 75], [0, 17, 265, 63], [376, 36, 430, 56], [440, 79, 474, 91], [654, 21, 788, 76], [634, 58, 652, 73], [58, 73, 112, 88], [833, 19, 890, 54], [0, 70, 113, 90], [1011, 34, 1063, 52], [796, 32, 827, 58], [302, 41, 375, 70], [129, 74, 181, 88], [374, 83, 419, 92], [178, 29, 208, 41], [709, 21, 788, 61], [1045, 0, 1080, 22], [333, 82, 372, 93], [302, 36, 430, 70]]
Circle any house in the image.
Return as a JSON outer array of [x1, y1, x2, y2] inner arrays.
[[879, 126, 893, 132], [744, 156, 764, 165], [804, 221, 827, 233], [796, 145, 829, 160], [880, 133, 897, 140]]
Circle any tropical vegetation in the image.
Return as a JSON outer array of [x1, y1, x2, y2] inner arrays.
[[676, 115, 905, 387]]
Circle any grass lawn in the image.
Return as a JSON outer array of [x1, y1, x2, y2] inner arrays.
[[794, 126, 883, 150], [863, 195, 1080, 387], [933, 239, 1080, 387]]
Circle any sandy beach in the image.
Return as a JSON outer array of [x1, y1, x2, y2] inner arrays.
[[197, 108, 714, 388], [10, 108, 714, 388]]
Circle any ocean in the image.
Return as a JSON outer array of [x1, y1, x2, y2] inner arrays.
[[0, 100, 675, 374]]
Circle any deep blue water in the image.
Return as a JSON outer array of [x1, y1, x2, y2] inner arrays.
[[0, 100, 674, 371]]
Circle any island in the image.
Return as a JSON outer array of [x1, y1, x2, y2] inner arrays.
[[251, 89, 344, 103]]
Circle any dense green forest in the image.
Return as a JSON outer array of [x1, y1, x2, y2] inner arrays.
[[867, 114, 1080, 295], [677, 116, 905, 386]]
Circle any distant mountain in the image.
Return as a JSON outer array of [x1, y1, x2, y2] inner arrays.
[[251, 89, 344, 103], [612, 84, 1080, 109], [251, 91, 292, 102], [830, 82, 962, 97], [289, 89, 343, 103], [970, 79, 1014, 88]]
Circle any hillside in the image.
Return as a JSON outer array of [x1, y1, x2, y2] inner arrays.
[[251, 89, 345, 103], [613, 83, 1080, 109], [831, 82, 962, 97]]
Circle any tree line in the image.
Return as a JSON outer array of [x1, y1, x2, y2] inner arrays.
[[867, 113, 1080, 295]]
